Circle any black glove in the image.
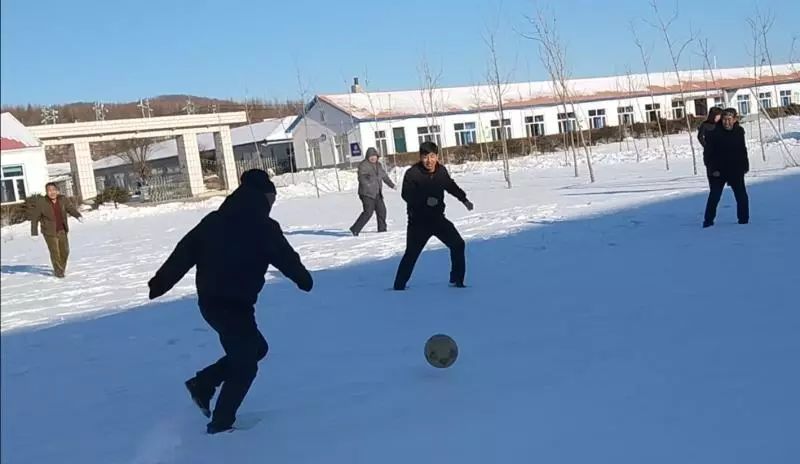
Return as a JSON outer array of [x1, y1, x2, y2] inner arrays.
[[297, 273, 313, 292], [148, 277, 168, 300], [463, 199, 474, 211]]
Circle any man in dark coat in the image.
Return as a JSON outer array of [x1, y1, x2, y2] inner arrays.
[[349, 147, 396, 236], [147, 169, 313, 434], [703, 107, 750, 227], [393, 141, 474, 290], [30, 182, 83, 278]]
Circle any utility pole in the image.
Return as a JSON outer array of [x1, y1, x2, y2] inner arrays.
[[93, 102, 108, 121]]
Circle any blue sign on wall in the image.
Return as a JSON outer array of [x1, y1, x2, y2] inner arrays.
[[350, 142, 362, 157]]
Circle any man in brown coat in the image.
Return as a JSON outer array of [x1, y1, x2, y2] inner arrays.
[[30, 183, 83, 278]]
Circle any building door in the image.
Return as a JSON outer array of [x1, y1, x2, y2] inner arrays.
[[694, 98, 708, 116], [393, 127, 407, 153]]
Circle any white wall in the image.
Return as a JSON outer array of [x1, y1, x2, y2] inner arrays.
[[291, 100, 359, 169], [296, 81, 800, 167], [0, 146, 49, 203]]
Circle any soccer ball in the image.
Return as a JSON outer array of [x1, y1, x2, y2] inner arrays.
[[424, 334, 458, 368]]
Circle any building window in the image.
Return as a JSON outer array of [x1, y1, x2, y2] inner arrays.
[[645, 103, 661, 122], [713, 97, 724, 108], [417, 125, 442, 146], [525, 115, 545, 137], [454, 122, 477, 146], [758, 92, 772, 109], [375, 130, 388, 155], [557, 112, 577, 134], [672, 100, 685, 119], [737, 94, 751, 115], [334, 134, 349, 161], [490, 118, 512, 142], [617, 106, 634, 126], [780, 90, 792, 107], [0, 165, 27, 204], [588, 109, 606, 129]]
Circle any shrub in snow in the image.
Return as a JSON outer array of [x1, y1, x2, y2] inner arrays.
[[92, 187, 131, 210]]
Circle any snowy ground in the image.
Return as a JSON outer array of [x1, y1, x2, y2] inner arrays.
[[2, 118, 800, 463]]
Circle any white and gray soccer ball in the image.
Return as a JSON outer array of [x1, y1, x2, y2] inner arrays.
[[424, 334, 458, 368]]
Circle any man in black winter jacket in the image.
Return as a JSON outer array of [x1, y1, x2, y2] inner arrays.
[[703, 108, 750, 227], [147, 169, 313, 434], [393, 141, 474, 290]]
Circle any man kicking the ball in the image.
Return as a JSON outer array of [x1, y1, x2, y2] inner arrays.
[[393, 141, 474, 290], [147, 169, 313, 434]]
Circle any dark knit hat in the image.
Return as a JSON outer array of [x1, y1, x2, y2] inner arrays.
[[365, 147, 379, 158], [239, 169, 276, 194]]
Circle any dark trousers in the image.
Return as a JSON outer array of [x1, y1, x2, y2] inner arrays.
[[394, 216, 466, 289], [350, 195, 387, 234], [194, 304, 268, 427], [704, 174, 749, 224], [43, 231, 69, 277]]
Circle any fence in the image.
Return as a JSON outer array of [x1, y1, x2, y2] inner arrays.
[[235, 157, 279, 178], [141, 173, 192, 203]]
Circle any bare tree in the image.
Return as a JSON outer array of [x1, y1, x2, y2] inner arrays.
[[115, 138, 159, 184], [484, 27, 513, 189], [696, 37, 722, 106], [623, 67, 643, 162], [469, 77, 487, 162], [756, 8, 783, 132], [295, 66, 321, 198], [646, 0, 698, 174], [417, 55, 445, 162], [745, 17, 767, 162], [274, 103, 296, 185], [524, 9, 595, 182], [631, 22, 670, 170]]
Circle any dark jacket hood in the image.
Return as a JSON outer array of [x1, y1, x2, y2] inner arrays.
[[218, 183, 271, 220]]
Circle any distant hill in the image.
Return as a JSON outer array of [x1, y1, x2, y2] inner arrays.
[[1, 95, 302, 163]]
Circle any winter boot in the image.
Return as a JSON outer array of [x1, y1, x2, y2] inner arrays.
[[206, 421, 234, 434], [185, 377, 214, 418], [449, 276, 466, 288]]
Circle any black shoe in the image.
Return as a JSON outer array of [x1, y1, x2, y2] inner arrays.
[[185, 378, 213, 418], [207, 422, 234, 434], [738, 219, 749, 224], [702, 221, 713, 228], [393, 284, 406, 291], [449, 282, 466, 288], [349, 228, 359, 237]]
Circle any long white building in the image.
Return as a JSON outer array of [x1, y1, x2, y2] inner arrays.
[[289, 64, 800, 169]]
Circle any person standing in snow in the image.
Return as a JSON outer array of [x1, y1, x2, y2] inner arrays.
[[147, 169, 313, 434], [349, 147, 396, 236], [30, 182, 83, 278], [697, 106, 723, 150], [393, 141, 474, 290], [702, 108, 750, 227]]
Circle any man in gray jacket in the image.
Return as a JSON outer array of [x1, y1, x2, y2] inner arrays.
[[349, 147, 396, 236]]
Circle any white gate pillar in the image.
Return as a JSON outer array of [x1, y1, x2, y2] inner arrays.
[[176, 132, 206, 196], [71, 141, 97, 201], [214, 126, 239, 192]]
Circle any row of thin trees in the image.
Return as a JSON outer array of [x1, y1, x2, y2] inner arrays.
[[369, 2, 798, 189]]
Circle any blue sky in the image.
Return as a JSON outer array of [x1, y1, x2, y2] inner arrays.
[[1, 0, 798, 105]]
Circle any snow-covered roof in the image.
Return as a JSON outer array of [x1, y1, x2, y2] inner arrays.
[[93, 138, 181, 170], [196, 115, 295, 149], [92, 116, 296, 171], [316, 64, 800, 120], [1, 112, 42, 151]]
